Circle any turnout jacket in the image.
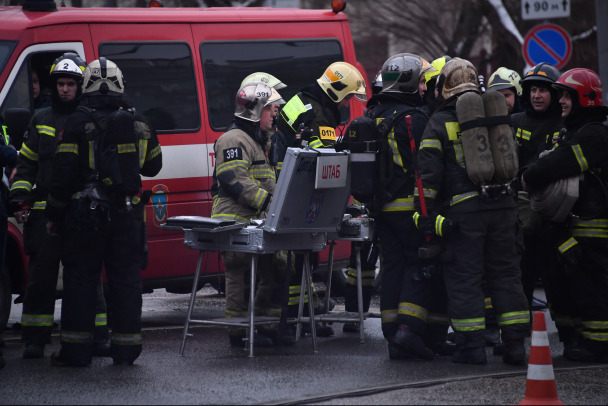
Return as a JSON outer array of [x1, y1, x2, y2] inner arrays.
[[46, 101, 162, 222], [511, 107, 563, 169], [417, 98, 515, 214], [212, 119, 276, 223], [10, 104, 72, 212], [369, 93, 429, 213], [276, 84, 341, 150], [523, 110, 608, 222]]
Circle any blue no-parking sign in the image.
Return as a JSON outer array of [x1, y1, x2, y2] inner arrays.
[[523, 23, 571, 69]]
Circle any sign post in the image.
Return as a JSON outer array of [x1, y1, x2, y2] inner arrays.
[[521, 0, 570, 20], [523, 23, 572, 69]]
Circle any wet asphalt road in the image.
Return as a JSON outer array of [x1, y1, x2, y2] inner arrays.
[[1, 287, 607, 405]]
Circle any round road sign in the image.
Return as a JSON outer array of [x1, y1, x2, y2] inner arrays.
[[523, 23, 572, 69]]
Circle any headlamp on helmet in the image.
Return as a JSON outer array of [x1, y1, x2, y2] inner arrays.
[[82, 57, 125, 96], [317, 61, 367, 103], [234, 82, 272, 122]]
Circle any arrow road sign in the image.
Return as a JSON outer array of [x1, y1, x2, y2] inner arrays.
[[523, 23, 572, 69], [522, 0, 570, 20]]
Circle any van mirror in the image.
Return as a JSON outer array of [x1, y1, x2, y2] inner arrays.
[[4, 107, 30, 149]]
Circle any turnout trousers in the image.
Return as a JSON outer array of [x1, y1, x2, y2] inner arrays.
[[58, 203, 146, 365], [441, 208, 530, 348], [376, 212, 449, 343], [21, 211, 109, 346]]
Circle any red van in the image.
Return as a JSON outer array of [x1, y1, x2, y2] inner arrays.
[[0, 1, 367, 327]]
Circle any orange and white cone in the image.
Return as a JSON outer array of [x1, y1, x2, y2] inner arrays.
[[518, 311, 564, 405]]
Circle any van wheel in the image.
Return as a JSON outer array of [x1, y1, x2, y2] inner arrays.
[[0, 269, 11, 331]]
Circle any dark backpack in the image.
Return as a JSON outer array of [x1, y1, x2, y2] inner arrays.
[[81, 106, 142, 198], [336, 107, 409, 210]]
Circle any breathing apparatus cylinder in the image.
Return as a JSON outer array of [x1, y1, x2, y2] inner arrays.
[[456, 91, 494, 184], [482, 91, 518, 182]]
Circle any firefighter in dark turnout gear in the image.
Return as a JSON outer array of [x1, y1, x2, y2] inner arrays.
[[275, 61, 367, 337], [0, 112, 18, 370], [370, 53, 453, 361], [45, 58, 162, 366], [10, 53, 111, 360], [522, 68, 608, 363], [417, 58, 530, 365], [512, 63, 564, 310]]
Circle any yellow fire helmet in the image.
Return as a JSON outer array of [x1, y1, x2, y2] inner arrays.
[[317, 61, 367, 103], [488, 67, 522, 96], [424, 55, 451, 86]]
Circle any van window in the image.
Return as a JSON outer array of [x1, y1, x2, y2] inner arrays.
[[201, 39, 343, 131], [0, 41, 16, 76], [1, 50, 74, 124], [100, 42, 200, 133]]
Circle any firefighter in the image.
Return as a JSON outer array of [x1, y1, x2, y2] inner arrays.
[[275, 61, 367, 337], [45, 58, 162, 366], [342, 69, 384, 334], [511, 64, 563, 330], [369, 53, 452, 361], [211, 82, 290, 348], [521, 68, 608, 362], [0, 114, 18, 370], [487, 67, 523, 114], [416, 58, 530, 365], [422, 55, 451, 115], [10, 53, 111, 360]]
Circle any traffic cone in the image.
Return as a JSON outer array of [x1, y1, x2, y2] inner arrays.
[[518, 311, 564, 405]]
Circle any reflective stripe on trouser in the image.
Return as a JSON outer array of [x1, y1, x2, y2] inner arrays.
[[20, 212, 61, 345], [376, 211, 431, 339], [287, 252, 319, 317], [20, 212, 110, 345], [442, 208, 530, 347], [344, 240, 377, 313], [582, 320, 608, 342], [60, 203, 144, 365]]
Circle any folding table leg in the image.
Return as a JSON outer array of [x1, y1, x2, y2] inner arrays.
[[303, 252, 318, 353], [247, 254, 257, 358], [324, 241, 336, 314], [180, 250, 205, 356], [355, 243, 365, 344]]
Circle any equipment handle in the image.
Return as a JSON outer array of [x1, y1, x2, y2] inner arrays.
[[406, 115, 431, 242]]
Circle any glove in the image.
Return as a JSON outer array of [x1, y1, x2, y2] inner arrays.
[[558, 237, 581, 275], [413, 212, 459, 238], [413, 212, 435, 237], [435, 214, 459, 238]]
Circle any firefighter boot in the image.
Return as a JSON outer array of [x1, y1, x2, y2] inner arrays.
[[502, 340, 527, 365], [23, 343, 45, 359], [392, 324, 434, 361]]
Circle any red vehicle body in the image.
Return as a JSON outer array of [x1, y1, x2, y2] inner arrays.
[[0, 1, 365, 327]]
